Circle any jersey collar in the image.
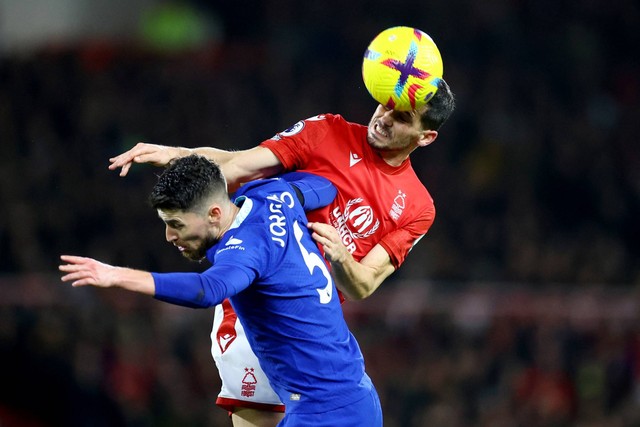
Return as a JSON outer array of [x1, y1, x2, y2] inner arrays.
[[229, 196, 253, 230]]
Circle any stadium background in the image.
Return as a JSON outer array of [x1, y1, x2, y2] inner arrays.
[[0, 0, 639, 425]]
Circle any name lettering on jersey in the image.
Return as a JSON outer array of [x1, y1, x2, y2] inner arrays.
[[389, 190, 406, 221], [330, 198, 380, 254], [266, 191, 296, 247]]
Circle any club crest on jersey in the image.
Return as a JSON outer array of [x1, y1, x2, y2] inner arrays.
[[330, 198, 380, 254], [390, 190, 406, 221]]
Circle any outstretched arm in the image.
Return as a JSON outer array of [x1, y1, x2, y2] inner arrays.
[[307, 223, 395, 300], [59, 255, 253, 308], [108, 143, 284, 191], [59, 255, 155, 295]]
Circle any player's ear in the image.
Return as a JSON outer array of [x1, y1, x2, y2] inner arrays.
[[207, 204, 222, 223], [417, 129, 438, 147]]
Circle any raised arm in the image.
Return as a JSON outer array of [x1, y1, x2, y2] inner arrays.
[[108, 143, 284, 191]]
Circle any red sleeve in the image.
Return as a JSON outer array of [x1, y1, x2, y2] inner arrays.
[[378, 202, 435, 268], [259, 114, 337, 170]]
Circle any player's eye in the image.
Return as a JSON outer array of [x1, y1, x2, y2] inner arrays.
[[167, 221, 183, 230], [395, 113, 411, 123]]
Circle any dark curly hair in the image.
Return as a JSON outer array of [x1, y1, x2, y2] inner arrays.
[[149, 154, 227, 213], [420, 78, 456, 131]]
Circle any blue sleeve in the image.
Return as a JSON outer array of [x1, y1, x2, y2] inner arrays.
[[277, 172, 337, 211], [152, 265, 255, 308]]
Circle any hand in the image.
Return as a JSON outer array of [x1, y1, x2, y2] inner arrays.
[[108, 143, 188, 177], [59, 255, 118, 287], [307, 222, 349, 264]]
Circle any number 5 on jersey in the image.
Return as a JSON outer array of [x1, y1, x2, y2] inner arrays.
[[293, 221, 333, 304]]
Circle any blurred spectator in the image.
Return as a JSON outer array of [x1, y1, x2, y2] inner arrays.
[[0, 0, 638, 284], [1, 0, 639, 425]]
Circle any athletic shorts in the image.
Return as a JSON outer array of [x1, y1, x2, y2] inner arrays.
[[210, 299, 285, 412], [279, 382, 383, 427]]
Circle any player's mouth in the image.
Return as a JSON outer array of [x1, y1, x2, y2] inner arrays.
[[374, 121, 390, 139]]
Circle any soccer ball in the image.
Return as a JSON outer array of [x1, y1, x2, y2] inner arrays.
[[362, 26, 443, 111]]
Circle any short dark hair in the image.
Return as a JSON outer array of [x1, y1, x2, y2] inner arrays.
[[420, 78, 456, 131], [149, 154, 227, 212]]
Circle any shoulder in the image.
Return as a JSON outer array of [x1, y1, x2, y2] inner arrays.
[[311, 114, 367, 142], [304, 113, 357, 128]]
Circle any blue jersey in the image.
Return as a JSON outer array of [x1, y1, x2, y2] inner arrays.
[[152, 176, 374, 414]]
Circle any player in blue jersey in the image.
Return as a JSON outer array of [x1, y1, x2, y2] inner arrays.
[[59, 155, 382, 427]]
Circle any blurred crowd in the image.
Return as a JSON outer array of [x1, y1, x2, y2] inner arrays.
[[2, 276, 640, 426], [1, 0, 639, 425], [0, 0, 638, 283]]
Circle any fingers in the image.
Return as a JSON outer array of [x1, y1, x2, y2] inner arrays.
[[308, 223, 328, 243], [307, 222, 327, 234], [59, 255, 94, 286], [308, 222, 338, 239], [307, 223, 348, 263], [108, 147, 139, 169], [60, 254, 89, 264], [59, 268, 93, 287], [60, 271, 88, 284], [108, 143, 154, 176], [119, 162, 132, 177]]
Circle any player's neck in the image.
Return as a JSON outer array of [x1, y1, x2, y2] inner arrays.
[[218, 203, 241, 239], [377, 148, 412, 167]]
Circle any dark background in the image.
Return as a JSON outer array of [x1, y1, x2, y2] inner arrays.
[[1, 0, 639, 426]]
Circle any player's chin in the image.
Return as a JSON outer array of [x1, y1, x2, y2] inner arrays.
[[366, 133, 386, 149], [181, 250, 205, 262], [368, 137, 395, 152]]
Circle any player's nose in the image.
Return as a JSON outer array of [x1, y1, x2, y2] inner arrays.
[[380, 109, 394, 124], [165, 226, 177, 242]]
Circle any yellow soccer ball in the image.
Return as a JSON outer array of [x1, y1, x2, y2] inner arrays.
[[362, 26, 443, 111]]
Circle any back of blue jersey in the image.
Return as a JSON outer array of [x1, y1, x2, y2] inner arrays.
[[211, 178, 370, 414]]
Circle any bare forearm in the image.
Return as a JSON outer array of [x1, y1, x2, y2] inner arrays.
[[188, 147, 236, 165], [110, 268, 156, 295], [330, 257, 376, 300], [308, 224, 395, 300], [190, 146, 283, 191], [109, 143, 282, 189], [329, 254, 392, 300]]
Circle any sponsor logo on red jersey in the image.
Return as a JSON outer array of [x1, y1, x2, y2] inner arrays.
[[330, 198, 380, 254]]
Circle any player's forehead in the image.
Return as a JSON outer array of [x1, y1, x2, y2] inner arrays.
[[378, 104, 426, 117], [382, 106, 425, 126], [157, 208, 189, 224]]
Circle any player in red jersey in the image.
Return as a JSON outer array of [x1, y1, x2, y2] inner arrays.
[[109, 78, 455, 427]]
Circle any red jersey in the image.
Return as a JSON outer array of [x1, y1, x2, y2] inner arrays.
[[260, 114, 435, 268]]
